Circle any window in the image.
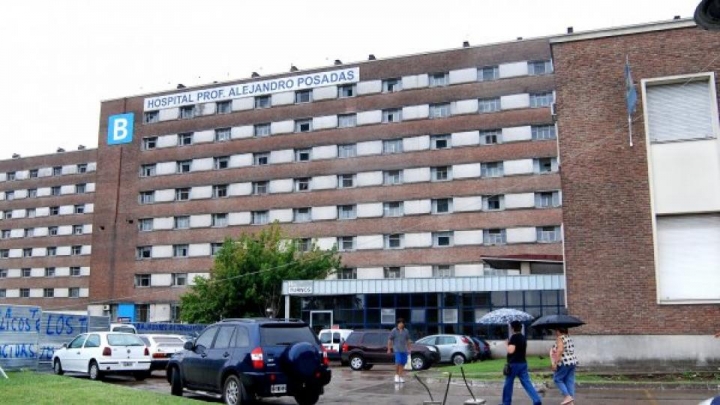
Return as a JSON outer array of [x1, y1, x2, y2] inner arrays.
[[23, 248, 32, 257], [45, 267, 55, 277], [215, 127, 231, 142], [6, 172, 15, 181], [211, 243, 223, 256], [77, 163, 88, 173], [0, 269, 6, 278], [135, 274, 151, 287], [384, 201, 403, 217], [432, 166, 451, 181], [20, 288, 30, 298], [53, 166, 62, 176], [479, 97, 501, 113], [480, 129, 501, 145], [532, 125, 556, 140], [535, 158, 557, 173], [382, 109, 402, 123], [173, 244, 189, 257], [481, 162, 503, 177], [0, 250, 8, 258], [338, 114, 357, 128], [530, 92, 554, 108], [479, 65, 499, 81], [338, 267, 357, 279], [338, 174, 355, 188], [213, 184, 228, 199], [29, 169, 38, 178], [174, 216, 190, 229], [138, 218, 153, 231], [432, 198, 453, 214], [339, 84, 355, 98], [139, 191, 154, 204], [646, 77, 718, 142], [337, 236, 355, 252], [212, 213, 228, 227], [69, 287, 80, 298], [338, 144, 357, 158], [382, 78, 402, 92], [254, 152, 269, 166], [0, 230, 8, 239], [430, 134, 451, 150], [255, 95, 271, 109], [76, 184, 86, 194], [143, 137, 158, 150], [172, 273, 188, 286], [384, 266, 403, 279], [385, 234, 403, 249], [429, 72, 448, 87], [429, 103, 450, 119], [73, 225, 83, 235], [0, 289, 5, 298], [144, 111, 159, 123], [383, 139, 403, 154], [484, 229, 506, 245], [528, 60, 553, 75], [433, 231, 453, 247], [71, 245, 82, 255], [27, 210, 37, 219], [5, 191, 14, 201], [180, 105, 196, 119], [383, 170, 402, 185], [40, 288, 53, 298], [537, 226, 561, 243], [295, 90, 312, 103], [536, 191, 560, 208], [46, 247, 56, 256], [295, 148, 312, 162], [3, 210, 12, 219], [177, 160, 192, 173], [216, 100, 231, 114], [140, 164, 156, 177], [294, 178, 310, 192], [214, 156, 230, 170], [294, 208, 311, 223], [22, 268, 31, 277], [252, 211, 268, 225], [254, 123, 271, 137], [338, 205, 356, 220], [137, 246, 152, 259], [28, 189, 37, 198], [178, 132, 193, 146], [484, 195, 504, 211], [295, 119, 312, 133], [433, 265, 454, 278], [296, 238, 311, 252], [51, 186, 60, 196], [253, 181, 269, 195], [70, 267, 81, 276], [175, 188, 190, 201], [74, 204, 85, 214]]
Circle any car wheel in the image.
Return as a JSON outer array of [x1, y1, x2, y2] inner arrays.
[[452, 353, 466, 366], [134, 371, 150, 381], [362, 364, 374, 370], [349, 355, 365, 371], [53, 359, 64, 375], [88, 360, 102, 381], [294, 388, 321, 405], [411, 354, 425, 370], [222, 374, 247, 405], [170, 367, 183, 397]]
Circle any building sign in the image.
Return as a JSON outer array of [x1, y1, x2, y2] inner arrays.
[[287, 280, 314, 296], [143, 67, 359, 111], [107, 113, 134, 145]]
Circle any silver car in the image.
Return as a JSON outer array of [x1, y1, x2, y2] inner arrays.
[[415, 334, 477, 365]]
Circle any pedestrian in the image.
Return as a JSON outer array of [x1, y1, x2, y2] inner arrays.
[[387, 318, 412, 383], [550, 328, 578, 405], [501, 320, 542, 405]]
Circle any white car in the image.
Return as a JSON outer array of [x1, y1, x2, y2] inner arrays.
[[138, 334, 185, 371], [52, 332, 151, 381]]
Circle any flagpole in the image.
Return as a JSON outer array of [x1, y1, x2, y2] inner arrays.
[[625, 55, 635, 147]]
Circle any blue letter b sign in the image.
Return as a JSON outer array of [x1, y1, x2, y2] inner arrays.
[[107, 113, 134, 145]]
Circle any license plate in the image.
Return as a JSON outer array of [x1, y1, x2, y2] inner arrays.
[[270, 384, 286, 394], [122, 362, 134, 367]]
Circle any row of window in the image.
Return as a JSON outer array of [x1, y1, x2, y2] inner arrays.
[[0, 266, 85, 278], [0, 245, 90, 259], [333, 265, 522, 280], [1, 163, 96, 183], [1, 183, 94, 201], [1, 224, 90, 239], [0, 287, 84, 299], [0, 204, 93, 221], [134, 273, 189, 287], [143, 60, 554, 123]]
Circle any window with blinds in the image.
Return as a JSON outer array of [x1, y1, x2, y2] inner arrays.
[[646, 77, 717, 143]]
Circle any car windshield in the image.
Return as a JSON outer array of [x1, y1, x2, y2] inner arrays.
[[112, 326, 136, 334], [319, 332, 332, 344], [153, 337, 184, 346], [260, 325, 318, 346], [107, 333, 145, 346]]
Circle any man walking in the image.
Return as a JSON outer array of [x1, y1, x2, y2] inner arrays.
[[387, 318, 411, 383], [502, 320, 542, 405]]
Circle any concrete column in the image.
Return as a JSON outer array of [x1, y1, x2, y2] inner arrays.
[[520, 262, 531, 275], [285, 295, 290, 320]]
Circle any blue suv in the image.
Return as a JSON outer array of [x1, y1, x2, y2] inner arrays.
[[166, 318, 331, 405]]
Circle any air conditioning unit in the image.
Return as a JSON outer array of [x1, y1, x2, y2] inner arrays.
[[550, 102, 558, 122], [102, 305, 111, 311]]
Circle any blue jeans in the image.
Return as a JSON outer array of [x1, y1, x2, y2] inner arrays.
[[553, 364, 576, 397], [502, 362, 542, 405]]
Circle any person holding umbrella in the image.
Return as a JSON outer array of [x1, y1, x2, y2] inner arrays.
[[550, 328, 578, 405]]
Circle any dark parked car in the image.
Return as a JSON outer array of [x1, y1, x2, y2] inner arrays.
[[471, 337, 491, 361], [340, 329, 440, 371], [166, 318, 331, 405]]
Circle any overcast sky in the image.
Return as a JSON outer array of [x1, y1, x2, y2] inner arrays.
[[0, 0, 700, 158]]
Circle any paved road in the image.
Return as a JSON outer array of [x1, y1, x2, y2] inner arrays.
[[100, 365, 717, 405]]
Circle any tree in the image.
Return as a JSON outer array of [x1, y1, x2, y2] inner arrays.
[[179, 223, 341, 324]]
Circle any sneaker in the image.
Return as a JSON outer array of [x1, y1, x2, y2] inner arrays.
[[394, 375, 400, 383], [399, 376, 405, 383]]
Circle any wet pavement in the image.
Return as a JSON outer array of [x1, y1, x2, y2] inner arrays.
[[100, 364, 718, 404]]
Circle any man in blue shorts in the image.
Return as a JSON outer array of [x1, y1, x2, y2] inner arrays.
[[387, 318, 412, 383]]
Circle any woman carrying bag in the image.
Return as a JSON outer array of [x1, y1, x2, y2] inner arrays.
[[550, 328, 578, 405]]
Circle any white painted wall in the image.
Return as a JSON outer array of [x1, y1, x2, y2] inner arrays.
[[189, 244, 211, 257], [506, 227, 537, 244], [229, 182, 252, 196], [269, 179, 293, 193], [454, 196, 483, 212], [159, 108, 179, 121], [454, 231, 484, 245], [200, 102, 216, 115], [501, 93, 530, 110], [155, 189, 175, 202], [190, 186, 212, 199], [403, 135, 430, 152], [357, 141, 383, 156], [152, 245, 173, 258], [502, 126, 533, 142], [60, 185, 74, 195], [232, 97, 254, 111], [194, 130, 214, 143], [271, 120, 294, 135], [192, 158, 213, 172], [451, 99, 479, 115], [505, 193, 536, 209], [270, 150, 294, 164], [404, 167, 431, 183], [404, 200, 431, 215], [190, 214, 212, 228], [313, 145, 337, 160], [455, 264, 483, 277], [401, 74, 429, 89], [157, 134, 177, 148], [572, 335, 720, 366], [405, 233, 432, 248], [356, 171, 383, 187], [313, 115, 338, 130], [452, 131, 480, 147], [271, 91, 295, 106], [153, 217, 173, 230], [151, 274, 172, 287], [315, 237, 336, 250], [402, 105, 429, 120], [356, 235, 384, 250], [405, 266, 432, 278], [232, 125, 254, 139], [312, 206, 337, 221], [229, 212, 251, 225], [312, 175, 337, 190], [356, 203, 383, 218], [453, 163, 481, 179], [230, 154, 253, 168], [499, 61, 529, 78], [504, 159, 534, 176], [449, 68, 478, 84], [357, 80, 382, 95], [357, 110, 382, 126], [269, 209, 293, 223], [313, 85, 338, 100]]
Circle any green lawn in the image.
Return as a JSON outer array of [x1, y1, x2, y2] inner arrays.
[[438, 356, 551, 376], [0, 371, 196, 405]]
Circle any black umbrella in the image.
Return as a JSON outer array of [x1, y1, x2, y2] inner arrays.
[[531, 314, 585, 330]]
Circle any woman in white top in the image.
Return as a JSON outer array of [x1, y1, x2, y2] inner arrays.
[[550, 328, 578, 405]]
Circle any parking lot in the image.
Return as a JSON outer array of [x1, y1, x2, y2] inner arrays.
[[93, 363, 715, 405]]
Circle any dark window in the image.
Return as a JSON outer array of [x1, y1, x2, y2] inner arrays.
[[260, 325, 317, 345], [213, 326, 235, 349]]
